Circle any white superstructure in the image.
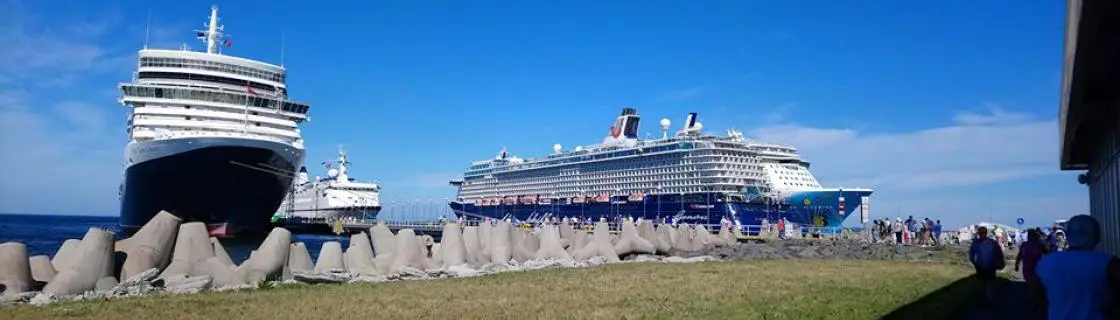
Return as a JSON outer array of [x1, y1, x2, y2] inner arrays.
[[117, 5, 313, 235], [279, 148, 382, 220], [752, 143, 823, 191], [119, 5, 308, 168], [454, 109, 833, 205]]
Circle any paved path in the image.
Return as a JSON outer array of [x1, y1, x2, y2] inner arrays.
[[955, 278, 1042, 320]]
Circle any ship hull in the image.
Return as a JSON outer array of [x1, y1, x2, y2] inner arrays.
[[120, 137, 304, 237], [450, 190, 871, 231]]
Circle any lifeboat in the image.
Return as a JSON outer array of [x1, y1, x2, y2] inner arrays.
[[627, 193, 645, 202]]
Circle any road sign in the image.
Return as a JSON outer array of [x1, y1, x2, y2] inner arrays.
[[1016, 218, 1025, 226]]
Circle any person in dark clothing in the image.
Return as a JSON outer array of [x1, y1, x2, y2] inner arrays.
[[933, 220, 943, 245], [1034, 215, 1120, 319], [969, 226, 1005, 302]]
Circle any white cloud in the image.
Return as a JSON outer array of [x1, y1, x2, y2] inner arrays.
[[0, 95, 123, 215], [747, 106, 1087, 228], [658, 86, 703, 101], [749, 107, 1057, 191], [0, 2, 128, 215], [952, 103, 1034, 126]]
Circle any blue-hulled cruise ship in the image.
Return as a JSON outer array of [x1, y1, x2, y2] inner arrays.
[[448, 108, 872, 229]]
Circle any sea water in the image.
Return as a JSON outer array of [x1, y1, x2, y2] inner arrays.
[[0, 213, 351, 263]]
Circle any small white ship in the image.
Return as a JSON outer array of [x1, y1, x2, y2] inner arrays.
[[277, 147, 381, 221]]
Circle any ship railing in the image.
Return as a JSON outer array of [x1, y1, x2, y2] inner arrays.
[[146, 128, 298, 145]]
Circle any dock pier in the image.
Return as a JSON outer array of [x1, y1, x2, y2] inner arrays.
[[276, 216, 862, 242]]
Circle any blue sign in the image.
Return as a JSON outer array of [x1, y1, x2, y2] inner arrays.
[[1016, 218, 1025, 226]]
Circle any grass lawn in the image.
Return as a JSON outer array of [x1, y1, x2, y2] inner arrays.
[[2, 260, 978, 320]]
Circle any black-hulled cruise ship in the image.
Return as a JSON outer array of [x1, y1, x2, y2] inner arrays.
[[118, 6, 311, 237]]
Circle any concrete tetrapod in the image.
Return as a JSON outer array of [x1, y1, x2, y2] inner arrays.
[[718, 225, 737, 246], [558, 223, 575, 244], [557, 223, 575, 249], [197, 236, 241, 287], [369, 222, 396, 257], [655, 224, 675, 253], [370, 224, 399, 273], [28, 255, 56, 283], [314, 241, 345, 272], [389, 229, 428, 272], [671, 224, 701, 252], [0, 242, 34, 296], [732, 225, 747, 239], [211, 238, 235, 268], [568, 231, 589, 254], [478, 222, 493, 262], [636, 220, 656, 245], [43, 228, 115, 295], [694, 225, 724, 250], [440, 223, 467, 267], [51, 239, 81, 272], [639, 220, 671, 254], [161, 222, 216, 278], [118, 210, 182, 280], [461, 226, 483, 266], [511, 229, 535, 263], [666, 224, 679, 247], [429, 243, 443, 267], [572, 222, 620, 262], [613, 219, 656, 256], [523, 229, 540, 252], [534, 225, 571, 260], [236, 228, 291, 283], [288, 242, 314, 273], [199, 256, 241, 287], [346, 233, 378, 275], [416, 236, 439, 270], [488, 221, 513, 264]]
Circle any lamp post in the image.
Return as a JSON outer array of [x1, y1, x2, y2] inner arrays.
[[642, 189, 647, 219], [614, 188, 622, 221]]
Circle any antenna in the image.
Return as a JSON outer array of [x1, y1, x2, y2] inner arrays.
[[280, 31, 286, 67], [205, 5, 220, 54], [143, 10, 152, 49]]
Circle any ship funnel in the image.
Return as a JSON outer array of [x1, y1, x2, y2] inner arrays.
[[296, 167, 309, 185], [685, 112, 697, 129], [608, 107, 641, 139]]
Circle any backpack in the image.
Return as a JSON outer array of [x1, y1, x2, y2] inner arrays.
[[972, 239, 1005, 270]]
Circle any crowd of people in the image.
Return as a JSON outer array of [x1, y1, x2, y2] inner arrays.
[[869, 215, 943, 246], [967, 214, 1119, 319]]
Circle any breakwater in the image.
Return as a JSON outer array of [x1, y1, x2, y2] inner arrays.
[[0, 211, 961, 307]]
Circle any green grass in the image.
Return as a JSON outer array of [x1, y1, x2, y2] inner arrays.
[[2, 260, 977, 320]]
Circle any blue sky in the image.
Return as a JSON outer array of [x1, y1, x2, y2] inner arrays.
[[0, 0, 1084, 228]]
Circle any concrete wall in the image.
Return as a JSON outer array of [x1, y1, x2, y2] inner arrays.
[[1088, 109, 1120, 256]]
